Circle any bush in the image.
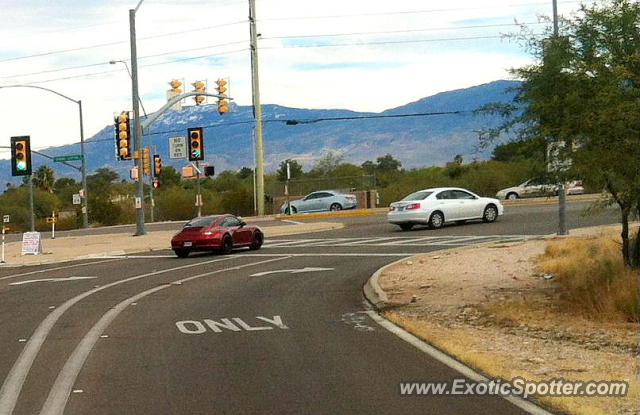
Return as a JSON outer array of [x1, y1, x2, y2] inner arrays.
[[536, 234, 640, 322]]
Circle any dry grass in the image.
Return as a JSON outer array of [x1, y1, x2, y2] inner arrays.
[[386, 312, 640, 415]]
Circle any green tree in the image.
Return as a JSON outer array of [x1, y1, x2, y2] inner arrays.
[[376, 154, 402, 172], [479, 0, 640, 266], [310, 152, 343, 176], [237, 167, 254, 180], [32, 165, 56, 192], [276, 159, 303, 181], [158, 165, 182, 187]]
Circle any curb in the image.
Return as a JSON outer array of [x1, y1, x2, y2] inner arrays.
[[276, 209, 378, 220]]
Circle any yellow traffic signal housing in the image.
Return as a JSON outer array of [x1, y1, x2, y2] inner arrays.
[[169, 79, 183, 94], [192, 80, 206, 105], [142, 147, 151, 175], [187, 127, 204, 161], [11, 136, 31, 176], [215, 79, 229, 115], [115, 111, 132, 160], [153, 155, 162, 178]]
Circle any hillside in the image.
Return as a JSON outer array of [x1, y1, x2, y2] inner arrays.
[[0, 80, 519, 188]]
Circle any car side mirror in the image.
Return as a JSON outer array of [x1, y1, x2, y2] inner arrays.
[[239, 221, 246, 227]]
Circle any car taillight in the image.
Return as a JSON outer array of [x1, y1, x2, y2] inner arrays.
[[575, 181, 583, 187], [406, 203, 421, 210]]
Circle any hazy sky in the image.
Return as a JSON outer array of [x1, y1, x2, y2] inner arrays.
[[0, 0, 589, 158]]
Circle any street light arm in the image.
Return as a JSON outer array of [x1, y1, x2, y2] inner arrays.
[[134, 0, 145, 13], [141, 91, 232, 131], [0, 85, 79, 104]]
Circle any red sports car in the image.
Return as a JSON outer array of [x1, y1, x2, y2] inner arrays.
[[171, 214, 264, 258]]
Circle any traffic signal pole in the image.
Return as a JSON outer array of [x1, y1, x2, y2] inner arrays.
[[129, 6, 146, 236]]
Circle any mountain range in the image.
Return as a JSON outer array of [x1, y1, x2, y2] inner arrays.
[[1, 79, 520, 189]]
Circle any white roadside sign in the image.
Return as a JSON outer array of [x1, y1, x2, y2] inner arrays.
[[72, 194, 81, 205], [21, 232, 43, 256], [169, 136, 187, 159]]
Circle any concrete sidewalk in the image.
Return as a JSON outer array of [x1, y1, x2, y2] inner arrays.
[[0, 222, 343, 267]]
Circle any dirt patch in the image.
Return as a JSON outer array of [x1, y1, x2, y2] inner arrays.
[[378, 234, 639, 415]]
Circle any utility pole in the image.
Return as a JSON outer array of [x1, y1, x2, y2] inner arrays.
[[149, 145, 156, 223], [552, 0, 568, 235], [129, 5, 145, 235], [196, 161, 202, 217], [78, 100, 89, 228], [249, 0, 265, 216]]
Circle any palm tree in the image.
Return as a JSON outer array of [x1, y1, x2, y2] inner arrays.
[[33, 165, 56, 193]]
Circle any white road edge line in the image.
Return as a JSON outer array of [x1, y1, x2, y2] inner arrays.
[[280, 219, 303, 225], [0, 255, 238, 415], [365, 312, 553, 415], [0, 259, 120, 282], [39, 256, 290, 415]]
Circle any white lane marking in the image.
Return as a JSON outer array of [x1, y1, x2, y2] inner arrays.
[[366, 311, 553, 415], [280, 219, 303, 225], [0, 256, 237, 415], [0, 259, 119, 282], [177, 315, 289, 334], [39, 257, 289, 415], [9, 277, 97, 286], [241, 253, 417, 257], [251, 267, 334, 277], [377, 236, 452, 246], [336, 237, 403, 246]]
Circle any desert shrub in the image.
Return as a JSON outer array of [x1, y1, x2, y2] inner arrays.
[[536, 234, 640, 322]]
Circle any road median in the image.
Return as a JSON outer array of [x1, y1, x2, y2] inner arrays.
[[0, 222, 343, 267], [364, 223, 639, 415]]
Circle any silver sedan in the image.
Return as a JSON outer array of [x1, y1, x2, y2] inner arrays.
[[280, 190, 358, 214]]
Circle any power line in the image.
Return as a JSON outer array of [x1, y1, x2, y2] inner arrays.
[[262, 35, 510, 50], [259, 1, 582, 22], [261, 21, 543, 41], [0, 20, 247, 64]]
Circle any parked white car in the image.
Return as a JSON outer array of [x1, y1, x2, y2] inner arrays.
[[496, 179, 584, 200], [387, 187, 504, 231]]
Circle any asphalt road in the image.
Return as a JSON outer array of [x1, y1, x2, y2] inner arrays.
[[0, 202, 620, 415]]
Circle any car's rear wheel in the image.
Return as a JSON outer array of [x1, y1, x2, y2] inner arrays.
[[506, 192, 518, 200], [428, 211, 444, 229], [483, 205, 498, 223], [399, 223, 413, 231], [174, 249, 190, 258], [250, 231, 263, 250], [220, 235, 233, 255], [330, 203, 342, 211], [284, 206, 297, 214]]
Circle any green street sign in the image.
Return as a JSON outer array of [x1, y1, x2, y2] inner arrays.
[[53, 155, 84, 162]]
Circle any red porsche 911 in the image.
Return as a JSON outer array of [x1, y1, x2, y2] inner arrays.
[[171, 214, 264, 258]]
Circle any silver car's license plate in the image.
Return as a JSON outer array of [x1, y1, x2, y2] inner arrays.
[[183, 241, 193, 247]]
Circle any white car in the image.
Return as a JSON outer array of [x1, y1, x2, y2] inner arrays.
[[496, 179, 584, 200], [387, 187, 504, 231]]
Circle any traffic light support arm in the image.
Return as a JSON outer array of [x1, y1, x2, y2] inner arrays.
[[140, 91, 232, 131], [0, 146, 81, 172]]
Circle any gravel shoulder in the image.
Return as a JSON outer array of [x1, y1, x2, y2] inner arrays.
[[375, 225, 639, 415]]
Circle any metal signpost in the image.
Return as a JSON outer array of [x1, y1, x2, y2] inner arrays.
[[1, 215, 9, 263]]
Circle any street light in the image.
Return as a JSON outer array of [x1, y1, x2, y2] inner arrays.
[[109, 60, 148, 117], [0, 85, 90, 229]]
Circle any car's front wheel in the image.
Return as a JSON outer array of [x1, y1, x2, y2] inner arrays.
[[483, 205, 498, 223], [284, 206, 297, 215], [250, 232, 263, 250], [174, 249, 190, 258], [428, 211, 445, 229], [330, 203, 342, 211]]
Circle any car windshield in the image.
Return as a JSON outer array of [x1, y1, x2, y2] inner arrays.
[[184, 217, 218, 227], [402, 191, 433, 201]]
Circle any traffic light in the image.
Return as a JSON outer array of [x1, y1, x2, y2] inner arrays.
[[169, 79, 183, 95], [142, 147, 151, 175], [215, 79, 229, 115], [192, 80, 206, 105], [115, 111, 132, 160], [153, 155, 162, 178], [187, 127, 204, 161], [204, 166, 215, 177], [10, 136, 31, 176]]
